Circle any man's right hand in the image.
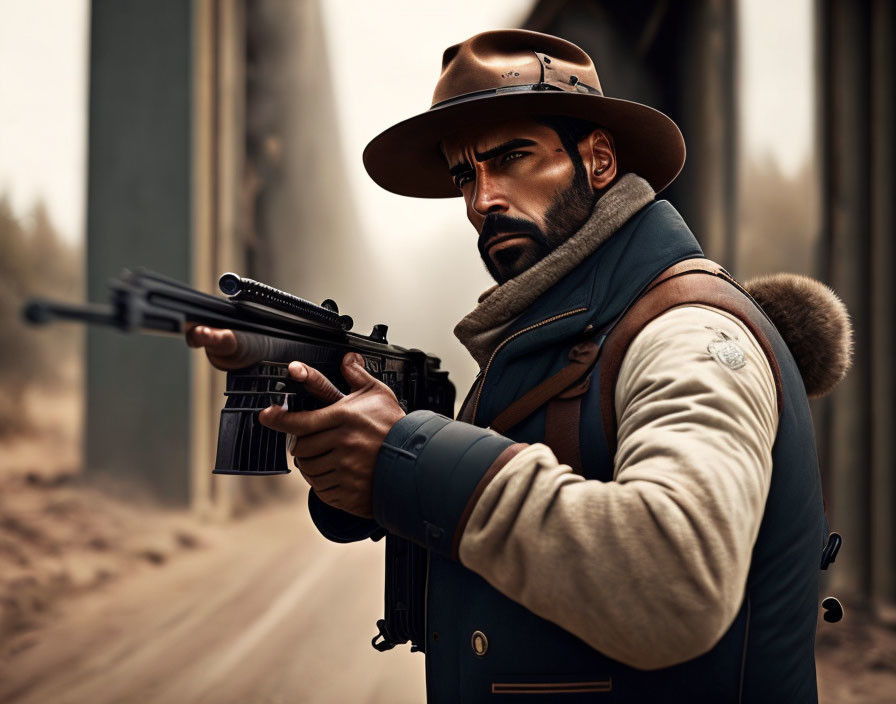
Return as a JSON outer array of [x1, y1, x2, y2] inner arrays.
[[186, 325, 250, 370]]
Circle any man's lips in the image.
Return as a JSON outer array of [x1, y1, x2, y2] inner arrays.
[[484, 233, 531, 252]]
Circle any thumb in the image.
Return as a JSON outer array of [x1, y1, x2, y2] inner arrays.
[[288, 361, 344, 404], [341, 352, 376, 391]]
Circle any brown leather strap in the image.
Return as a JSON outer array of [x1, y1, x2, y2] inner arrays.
[[642, 257, 732, 293], [599, 259, 784, 454], [545, 397, 584, 474], [490, 339, 600, 435]]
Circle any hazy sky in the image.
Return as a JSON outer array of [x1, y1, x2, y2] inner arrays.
[[738, 0, 815, 176], [318, 0, 535, 261], [0, 0, 88, 243], [0, 0, 814, 246]]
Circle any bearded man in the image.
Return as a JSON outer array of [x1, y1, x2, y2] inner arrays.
[[188, 30, 850, 703]]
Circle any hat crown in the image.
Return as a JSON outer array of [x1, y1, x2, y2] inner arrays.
[[432, 29, 603, 107]]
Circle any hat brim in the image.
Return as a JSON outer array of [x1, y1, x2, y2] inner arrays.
[[363, 91, 686, 198]]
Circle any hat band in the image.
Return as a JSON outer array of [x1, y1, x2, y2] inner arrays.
[[430, 80, 602, 111]]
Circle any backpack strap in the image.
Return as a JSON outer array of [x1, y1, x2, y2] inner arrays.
[[543, 377, 592, 474], [599, 258, 784, 455], [489, 337, 600, 438]]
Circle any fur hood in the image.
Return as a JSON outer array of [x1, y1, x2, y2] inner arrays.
[[745, 274, 852, 397]]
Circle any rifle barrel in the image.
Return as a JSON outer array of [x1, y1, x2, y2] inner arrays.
[[22, 299, 120, 328]]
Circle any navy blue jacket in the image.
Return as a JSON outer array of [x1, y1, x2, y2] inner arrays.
[[314, 200, 826, 703]]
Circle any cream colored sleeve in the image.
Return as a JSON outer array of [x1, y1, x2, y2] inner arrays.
[[457, 305, 778, 670]]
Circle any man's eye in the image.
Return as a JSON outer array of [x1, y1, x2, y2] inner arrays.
[[501, 151, 527, 164], [455, 173, 473, 188]]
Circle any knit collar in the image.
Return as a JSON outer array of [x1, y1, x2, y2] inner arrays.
[[454, 173, 656, 366]]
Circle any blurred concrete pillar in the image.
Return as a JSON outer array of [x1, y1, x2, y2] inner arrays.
[[868, 0, 896, 622], [817, 0, 896, 608], [674, 0, 739, 267], [524, 0, 739, 266], [86, 0, 195, 502], [87, 0, 246, 507], [192, 0, 248, 518]]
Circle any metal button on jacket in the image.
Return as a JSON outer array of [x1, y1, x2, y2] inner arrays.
[[471, 630, 488, 657]]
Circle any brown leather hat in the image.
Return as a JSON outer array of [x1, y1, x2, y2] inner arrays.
[[363, 29, 685, 198]]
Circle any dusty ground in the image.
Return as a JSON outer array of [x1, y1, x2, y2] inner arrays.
[[0, 500, 424, 704], [0, 387, 894, 703], [816, 607, 896, 704], [0, 385, 209, 645], [0, 467, 215, 646], [2, 472, 895, 704], [0, 390, 423, 704]]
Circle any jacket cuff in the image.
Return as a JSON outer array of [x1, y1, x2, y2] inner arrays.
[[307, 489, 385, 543], [372, 410, 526, 560]]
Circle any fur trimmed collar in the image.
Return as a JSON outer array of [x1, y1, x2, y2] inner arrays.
[[454, 173, 656, 367]]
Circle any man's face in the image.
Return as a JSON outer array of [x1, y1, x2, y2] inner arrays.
[[441, 118, 596, 284]]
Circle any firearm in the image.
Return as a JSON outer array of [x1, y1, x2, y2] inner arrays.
[[22, 268, 453, 651], [24, 268, 455, 473]]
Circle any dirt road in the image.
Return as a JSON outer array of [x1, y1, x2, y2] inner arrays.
[[2, 490, 895, 703], [0, 501, 424, 704]]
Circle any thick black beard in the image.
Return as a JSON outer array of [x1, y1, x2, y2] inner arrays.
[[543, 159, 597, 249], [478, 166, 597, 284], [477, 213, 551, 283]]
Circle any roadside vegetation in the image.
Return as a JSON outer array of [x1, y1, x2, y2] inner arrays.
[[0, 195, 82, 438]]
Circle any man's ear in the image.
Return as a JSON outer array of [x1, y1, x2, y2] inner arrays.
[[579, 128, 617, 190]]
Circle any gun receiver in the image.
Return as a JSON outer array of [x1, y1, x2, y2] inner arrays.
[[23, 268, 456, 476]]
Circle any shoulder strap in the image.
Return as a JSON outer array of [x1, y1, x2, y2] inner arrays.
[[489, 337, 600, 436], [599, 258, 784, 454]]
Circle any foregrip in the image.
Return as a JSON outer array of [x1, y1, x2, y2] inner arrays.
[[212, 336, 453, 476]]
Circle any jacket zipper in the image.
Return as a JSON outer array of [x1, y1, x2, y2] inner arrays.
[[471, 307, 589, 426]]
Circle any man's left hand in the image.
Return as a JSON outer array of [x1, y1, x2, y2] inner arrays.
[[258, 352, 406, 519]]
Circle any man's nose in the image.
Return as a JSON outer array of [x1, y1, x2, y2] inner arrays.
[[471, 170, 509, 216]]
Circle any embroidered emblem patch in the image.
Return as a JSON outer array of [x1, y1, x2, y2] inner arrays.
[[707, 329, 747, 370]]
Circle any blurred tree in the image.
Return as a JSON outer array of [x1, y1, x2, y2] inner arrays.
[[0, 195, 82, 438]]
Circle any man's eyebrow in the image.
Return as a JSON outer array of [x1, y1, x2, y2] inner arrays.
[[474, 138, 537, 162], [448, 138, 538, 177]]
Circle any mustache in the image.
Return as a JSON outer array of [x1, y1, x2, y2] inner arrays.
[[477, 214, 551, 256]]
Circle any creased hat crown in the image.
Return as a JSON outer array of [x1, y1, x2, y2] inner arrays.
[[433, 30, 603, 106]]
